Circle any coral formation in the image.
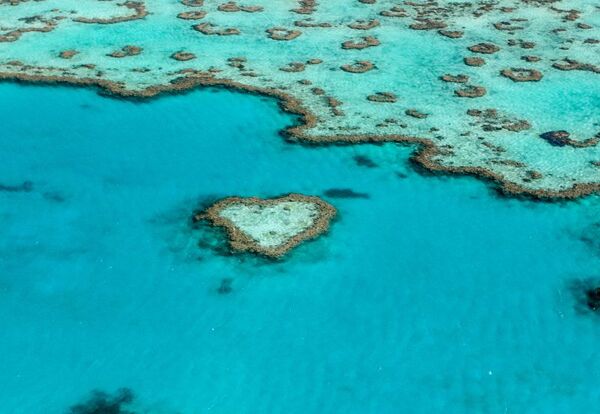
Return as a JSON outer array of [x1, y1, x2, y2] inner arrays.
[[500, 68, 543, 82], [195, 194, 336, 258], [0, 0, 598, 199]]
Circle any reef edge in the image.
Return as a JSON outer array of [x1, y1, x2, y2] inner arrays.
[[195, 193, 336, 258], [1, 71, 598, 200]]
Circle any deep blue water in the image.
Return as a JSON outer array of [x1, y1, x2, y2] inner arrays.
[[0, 83, 599, 413]]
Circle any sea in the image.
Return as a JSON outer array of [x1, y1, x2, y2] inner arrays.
[[0, 82, 599, 413]]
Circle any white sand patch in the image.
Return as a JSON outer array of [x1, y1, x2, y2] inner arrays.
[[218, 201, 320, 248]]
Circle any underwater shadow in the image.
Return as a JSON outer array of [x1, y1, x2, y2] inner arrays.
[[69, 388, 135, 414], [568, 277, 600, 316]]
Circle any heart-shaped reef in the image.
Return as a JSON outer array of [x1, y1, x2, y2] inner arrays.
[[197, 194, 336, 258]]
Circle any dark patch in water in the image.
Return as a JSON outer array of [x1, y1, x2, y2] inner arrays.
[[197, 226, 235, 258], [69, 388, 135, 414], [353, 155, 378, 168], [146, 195, 226, 262], [148, 195, 222, 229], [217, 277, 233, 294], [43, 191, 67, 203], [0, 181, 33, 193], [588, 287, 600, 311], [396, 172, 408, 179], [579, 221, 600, 256], [323, 188, 369, 199], [568, 278, 600, 315]]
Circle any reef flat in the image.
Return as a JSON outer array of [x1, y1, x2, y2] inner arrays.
[[0, 0, 598, 198], [196, 194, 336, 258]]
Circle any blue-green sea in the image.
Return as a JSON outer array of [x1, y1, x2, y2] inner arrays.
[[0, 83, 599, 413]]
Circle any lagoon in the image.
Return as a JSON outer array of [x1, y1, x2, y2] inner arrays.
[[0, 83, 599, 413]]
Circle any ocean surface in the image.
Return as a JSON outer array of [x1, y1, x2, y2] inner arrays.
[[0, 82, 599, 413]]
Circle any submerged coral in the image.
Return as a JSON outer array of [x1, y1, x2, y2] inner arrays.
[[69, 388, 135, 414], [323, 188, 370, 199], [540, 131, 599, 148], [0, 180, 33, 192], [587, 287, 600, 311], [569, 278, 600, 315], [217, 277, 233, 294]]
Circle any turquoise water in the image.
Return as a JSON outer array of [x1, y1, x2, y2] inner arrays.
[[0, 83, 599, 413]]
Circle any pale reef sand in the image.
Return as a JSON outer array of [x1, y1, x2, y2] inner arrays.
[[220, 202, 318, 248]]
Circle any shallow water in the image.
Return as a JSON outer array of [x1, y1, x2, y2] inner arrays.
[[0, 83, 599, 413]]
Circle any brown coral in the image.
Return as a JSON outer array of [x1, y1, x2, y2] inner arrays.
[[464, 57, 486, 67], [455, 86, 487, 98], [177, 11, 206, 20], [468, 42, 500, 54], [59, 50, 78, 59], [171, 51, 196, 61], [341, 36, 380, 50], [266, 27, 302, 41], [500, 68, 543, 82], [367, 92, 397, 103], [107, 45, 142, 58], [340, 61, 375, 73], [193, 23, 240, 35]]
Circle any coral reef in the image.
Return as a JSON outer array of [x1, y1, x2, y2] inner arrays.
[[367, 92, 397, 103], [195, 194, 336, 258], [341, 36, 380, 49], [171, 51, 196, 61], [0, 0, 598, 199], [340, 61, 375, 73], [73, 1, 147, 24], [194, 23, 240, 35], [107, 45, 142, 58], [59, 50, 78, 59], [500, 68, 543, 82], [266, 27, 302, 41], [540, 131, 599, 148]]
